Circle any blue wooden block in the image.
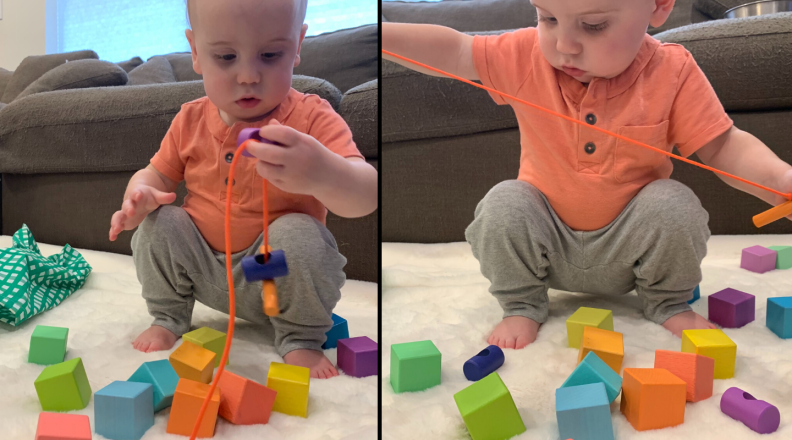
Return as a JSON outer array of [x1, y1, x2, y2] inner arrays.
[[463, 345, 504, 381], [767, 297, 792, 339], [322, 313, 349, 349], [561, 352, 622, 403], [688, 285, 701, 304], [241, 249, 288, 282], [556, 382, 614, 440], [128, 359, 180, 412], [95, 381, 154, 440]]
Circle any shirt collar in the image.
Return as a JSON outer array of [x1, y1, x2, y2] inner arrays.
[[204, 88, 300, 145]]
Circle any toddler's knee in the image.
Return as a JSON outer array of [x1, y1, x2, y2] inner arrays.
[[134, 206, 191, 249], [475, 180, 545, 225], [639, 180, 709, 232]]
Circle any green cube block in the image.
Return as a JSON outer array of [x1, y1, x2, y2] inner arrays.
[[34, 357, 92, 411], [390, 340, 441, 393], [453, 372, 526, 440], [566, 307, 614, 349], [29, 325, 69, 365], [768, 246, 792, 270], [183, 327, 227, 367]]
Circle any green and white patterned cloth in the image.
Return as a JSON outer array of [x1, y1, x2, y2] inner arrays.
[[0, 225, 92, 326]]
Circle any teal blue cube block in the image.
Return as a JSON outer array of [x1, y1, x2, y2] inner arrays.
[[95, 381, 154, 440], [128, 359, 180, 412], [29, 325, 69, 365], [322, 313, 349, 349], [454, 372, 526, 440], [390, 340, 441, 393], [767, 297, 792, 339], [688, 285, 700, 304], [561, 352, 622, 403], [556, 382, 614, 440]]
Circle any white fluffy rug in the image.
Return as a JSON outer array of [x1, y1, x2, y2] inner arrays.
[[383, 235, 792, 440], [0, 236, 377, 440]]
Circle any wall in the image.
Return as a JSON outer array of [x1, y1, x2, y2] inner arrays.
[[0, 0, 48, 71]]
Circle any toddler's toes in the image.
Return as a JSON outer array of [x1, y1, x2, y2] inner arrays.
[[515, 335, 531, 349], [503, 337, 516, 349], [137, 341, 151, 353]]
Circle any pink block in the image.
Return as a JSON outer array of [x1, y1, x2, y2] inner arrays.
[[709, 288, 755, 328], [740, 245, 777, 274], [35, 412, 92, 440]]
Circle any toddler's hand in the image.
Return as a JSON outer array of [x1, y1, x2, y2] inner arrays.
[[661, 311, 717, 338], [244, 120, 334, 196], [109, 185, 177, 241]]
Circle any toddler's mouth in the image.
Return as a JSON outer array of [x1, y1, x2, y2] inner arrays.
[[236, 97, 261, 109]]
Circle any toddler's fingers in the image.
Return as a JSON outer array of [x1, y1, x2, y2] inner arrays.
[[248, 142, 287, 165], [122, 198, 137, 218], [153, 190, 177, 206], [259, 124, 300, 146], [256, 161, 285, 180]]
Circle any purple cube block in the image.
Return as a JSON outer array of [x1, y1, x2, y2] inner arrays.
[[740, 245, 777, 274], [709, 288, 755, 328], [338, 336, 378, 378]]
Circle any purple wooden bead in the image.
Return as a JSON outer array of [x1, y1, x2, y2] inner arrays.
[[708, 288, 755, 328], [740, 245, 777, 274], [720, 387, 780, 434], [237, 127, 276, 158], [337, 336, 378, 378]]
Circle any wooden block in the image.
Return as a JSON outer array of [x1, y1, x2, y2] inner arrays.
[[95, 381, 154, 440], [721, 387, 780, 434], [169, 340, 216, 384], [454, 372, 526, 440], [128, 359, 180, 412], [556, 382, 614, 440], [322, 313, 349, 349], [654, 350, 714, 402], [708, 288, 755, 328], [566, 307, 614, 349], [218, 371, 277, 425], [183, 327, 228, 367], [681, 329, 736, 379], [561, 352, 622, 403], [267, 362, 310, 418], [578, 327, 624, 374], [338, 336, 378, 378], [390, 340, 442, 393], [34, 358, 92, 411], [166, 378, 221, 438], [29, 325, 68, 365], [767, 297, 792, 339], [688, 285, 700, 304], [35, 412, 92, 440], [740, 245, 777, 273], [620, 368, 686, 431], [768, 246, 792, 270]]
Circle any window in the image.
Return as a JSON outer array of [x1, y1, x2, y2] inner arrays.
[[50, 0, 378, 63]]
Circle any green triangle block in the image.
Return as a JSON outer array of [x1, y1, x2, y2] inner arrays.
[[768, 246, 792, 270], [183, 327, 228, 367], [566, 307, 614, 348], [454, 372, 526, 440], [29, 325, 69, 365], [390, 340, 441, 393], [34, 357, 92, 411]]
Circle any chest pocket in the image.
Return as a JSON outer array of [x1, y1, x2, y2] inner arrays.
[[613, 120, 670, 183]]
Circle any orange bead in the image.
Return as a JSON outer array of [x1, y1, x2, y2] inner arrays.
[[620, 368, 686, 431], [577, 326, 624, 373]]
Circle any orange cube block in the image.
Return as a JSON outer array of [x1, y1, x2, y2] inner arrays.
[[577, 326, 624, 373], [218, 371, 277, 425], [654, 350, 714, 402], [169, 340, 216, 384], [166, 378, 221, 438], [620, 368, 686, 431]]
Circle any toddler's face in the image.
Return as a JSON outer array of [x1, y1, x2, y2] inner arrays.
[[186, 0, 307, 125], [531, 0, 672, 84]]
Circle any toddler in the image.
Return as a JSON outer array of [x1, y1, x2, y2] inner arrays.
[[383, 0, 792, 349], [109, 0, 378, 378]]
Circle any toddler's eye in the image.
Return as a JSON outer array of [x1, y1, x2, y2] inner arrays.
[[216, 54, 236, 61], [538, 15, 557, 25], [584, 21, 609, 32], [262, 52, 283, 60]]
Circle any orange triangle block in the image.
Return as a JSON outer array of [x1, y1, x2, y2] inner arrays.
[[218, 371, 278, 425], [577, 327, 624, 373], [654, 350, 714, 402]]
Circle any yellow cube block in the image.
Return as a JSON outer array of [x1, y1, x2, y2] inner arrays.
[[681, 329, 736, 379], [578, 326, 624, 373], [566, 307, 614, 348], [169, 341, 216, 384], [266, 362, 310, 418], [183, 327, 228, 367]]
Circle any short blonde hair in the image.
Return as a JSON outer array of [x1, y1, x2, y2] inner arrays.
[[186, 0, 308, 29]]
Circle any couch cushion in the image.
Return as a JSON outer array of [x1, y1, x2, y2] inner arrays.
[[292, 75, 343, 111], [649, 0, 713, 34], [339, 79, 378, 160], [15, 60, 128, 101], [128, 56, 178, 85], [161, 53, 203, 82], [116, 56, 144, 73], [0, 68, 13, 102], [0, 50, 98, 103], [295, 24, 378, 93], [382, 0, 537, 32], [655, 12, 792, 111], [694, 0, 755, 19]]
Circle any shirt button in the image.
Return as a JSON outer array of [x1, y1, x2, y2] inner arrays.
[[225, 153, 234, 163], [585, 113, 597, 125], [584, 142, 596, 154], [224, 177, 236, 186]]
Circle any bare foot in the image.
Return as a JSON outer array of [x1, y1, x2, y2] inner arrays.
[[661, 311, 717, 338], [488, 316, 541, 349], [283, 349, 339, 379], [132, 325, 178, 353]]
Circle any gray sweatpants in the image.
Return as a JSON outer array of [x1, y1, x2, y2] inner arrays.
[[130, 206, 347, 356], [465, 179, 710, 325]]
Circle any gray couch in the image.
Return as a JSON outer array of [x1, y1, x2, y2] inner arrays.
[[382, 0, 792, 243], [0, 24, 378, 282]]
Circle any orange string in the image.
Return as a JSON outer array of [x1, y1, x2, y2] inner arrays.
[[382, 49, 792, 202]]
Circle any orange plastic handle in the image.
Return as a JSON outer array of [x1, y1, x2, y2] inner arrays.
[[753, 200, 792, 228], [263, 280, 279, 316]]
